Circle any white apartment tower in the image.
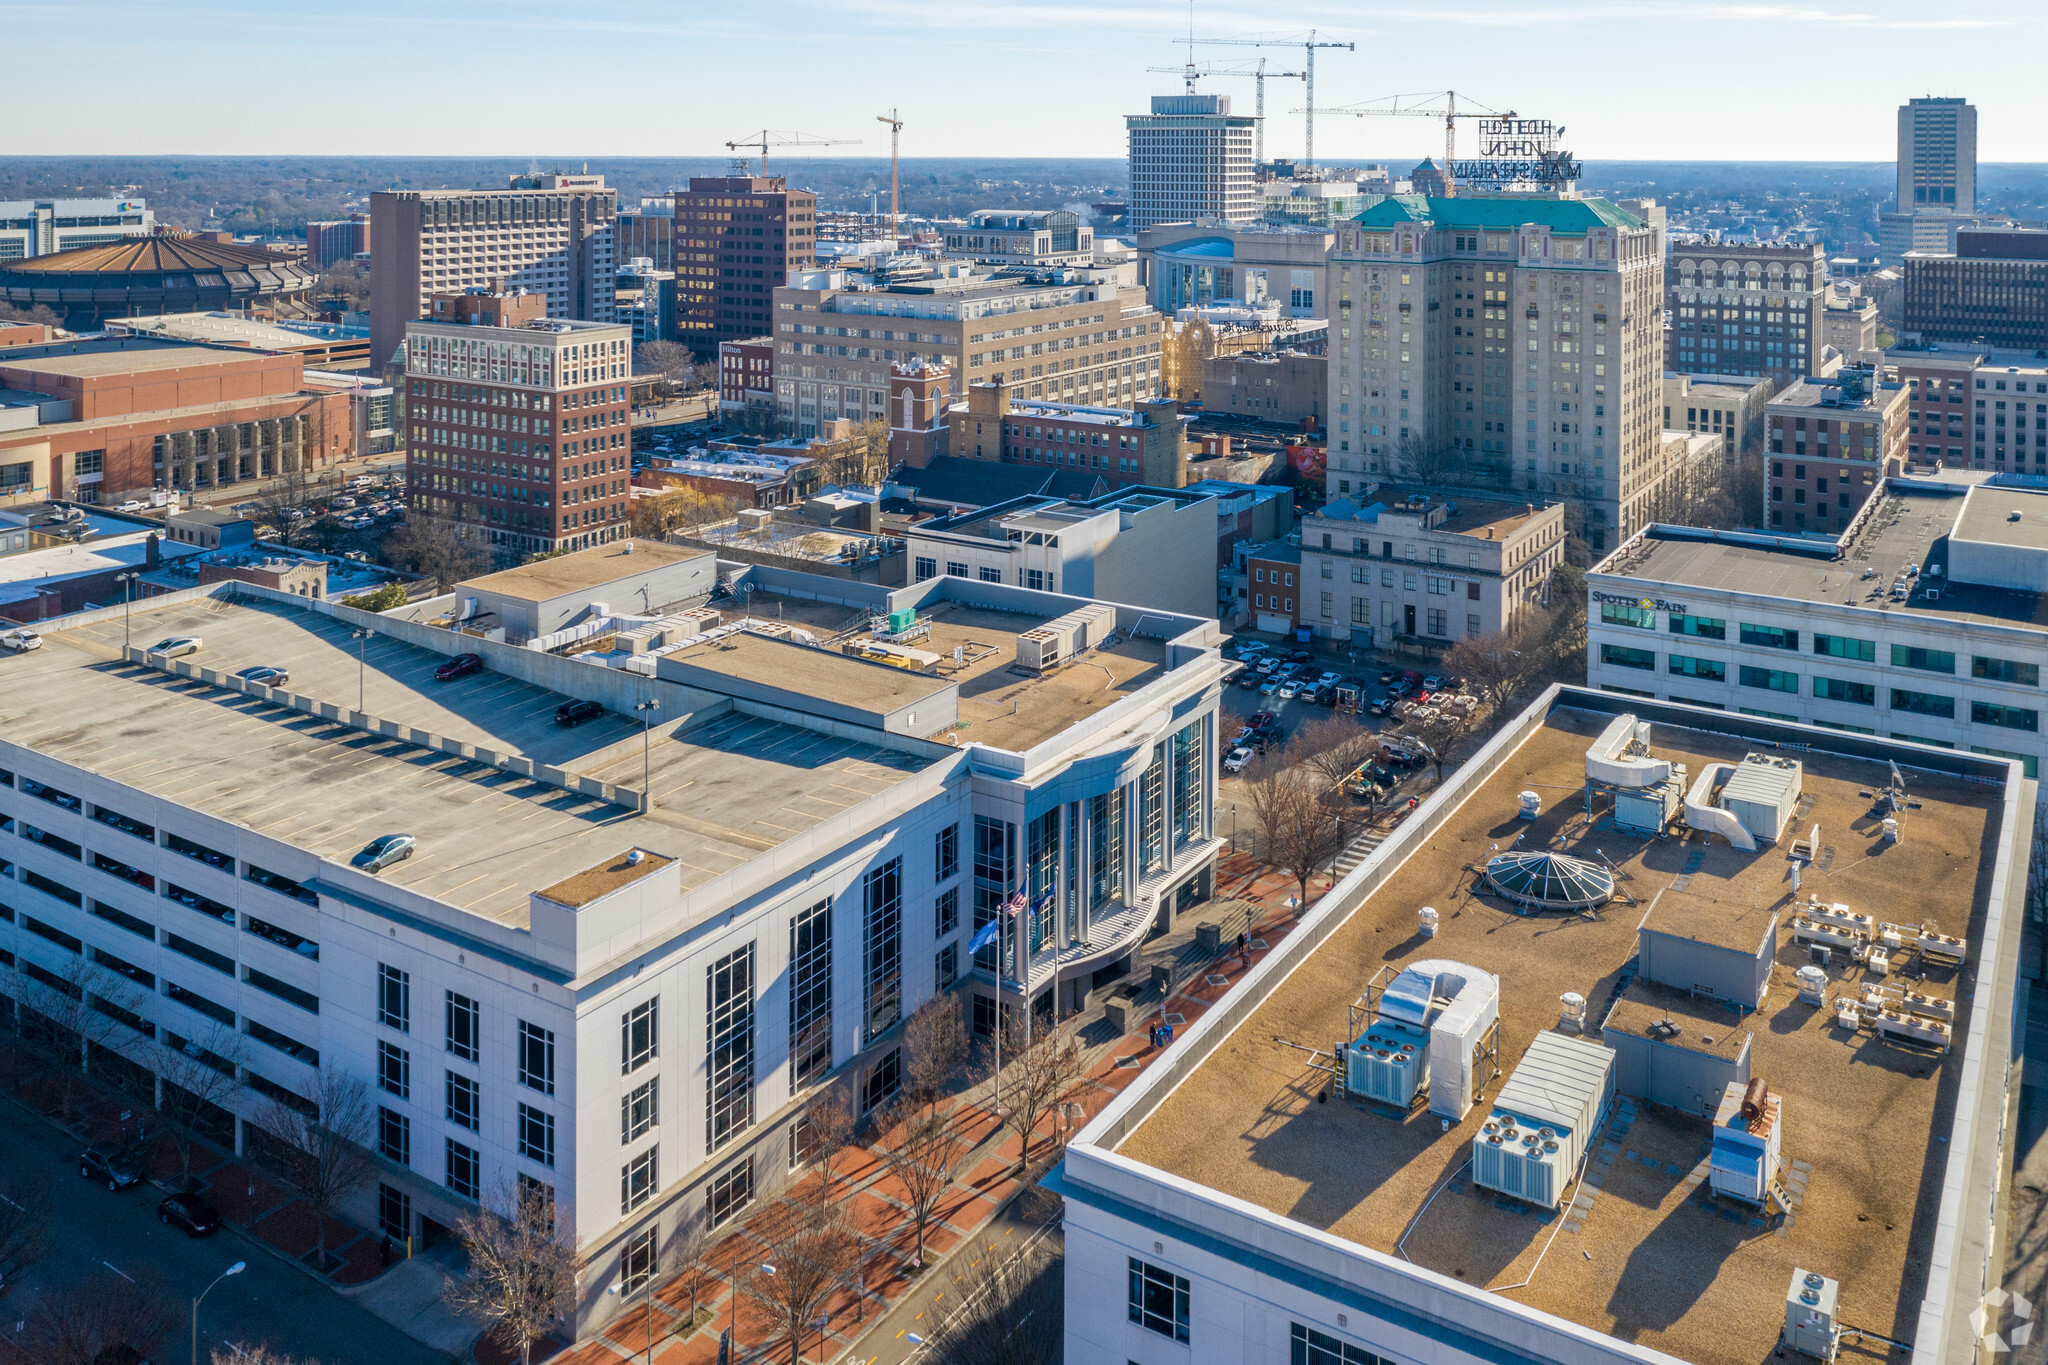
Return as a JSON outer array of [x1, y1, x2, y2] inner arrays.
[[1125, 95, 1255, 233], [1899, 96, 1977, 215]]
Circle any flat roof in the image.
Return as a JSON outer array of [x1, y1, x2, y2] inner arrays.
[[1117, 709, 1999, 1365], [0, 345, 270, 379], [8, 595, 930, 928], [1638, 885, 1777, 956], [1604, 981, 1750, 1064], [1952, 483, 2048, 550], [664, 631, 953, 713], [0, 532, 206, 605], [459, 539, 707, 603]]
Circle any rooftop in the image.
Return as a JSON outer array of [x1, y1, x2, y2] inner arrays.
[[459, 539, 709, 603], [1765, 376, 1905, 414], [0, 531, 205, 606], [0, 341, 276, 380], [1116, 708, 2001, 1365], [1352, 194, 1645, 235], [1317, 486, 1553, 540]]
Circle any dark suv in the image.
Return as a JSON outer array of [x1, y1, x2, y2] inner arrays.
[[554, 700, 605, 728], [78, 1147, 141, 1191]]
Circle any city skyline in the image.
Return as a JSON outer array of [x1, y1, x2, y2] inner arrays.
[[0, 0, 2037, 163]]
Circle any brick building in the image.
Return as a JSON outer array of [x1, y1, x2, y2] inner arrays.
[[0, 339, 351, 505], [674, 177, 817, 357], [402, 293, 635, 565], [1764, 373, 1909, 532], [947, 378, 1187, 488], [1902, 228, 2048, 351], [1199, 349, 1325, 428], [717, 336, 775, 422], [1889, 341, 2048, 473], [303, 214, 370, 270], [886, 357, 951, 467], [1666, 241, 1828, 390]]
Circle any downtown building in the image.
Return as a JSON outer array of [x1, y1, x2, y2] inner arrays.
[[1890, 338, 2048, 473], [368, 174, 619, 370], [1324, 194, 1666, 553], [1665, 241, 1827, 391], [1901, 228, 2048, 353], [0, 197, 154, 261], [0, 546, 1225, 1338], [672, 177, 818, 358], [1763, 372, 1909, 533], [303, 214, 371, 270], [401, 289, 634, 565], [1879, 96, 1980, 265], [1125, 95, 1256, 233]]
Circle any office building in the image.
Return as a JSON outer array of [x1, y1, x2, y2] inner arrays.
[[1200, 348, 1324, 428], [907, 485, 1218, 618], [1295, 486, 1565, 648], [401, 290, 634, 565], [1899, 97, 1976, 215], [943, 211, 1094, 267], [1901, 229, 2048, 352], [1763, 373, 1908, 532], [772, 266, 1162, 437], [672, 177, 817, 358], [0, 198, 154, 261], [616, 200, 676, 272], [0, 234, 322, 331], [0, 549, 1223, 1336], [1661, 374, 1772, 466], [717, 337, 775, 423], [1136, 222, 1332, 319], [615, 259, 677, 344], [1666, 242, 1826, 389], [1889, 341, 2048, 472], [304, 214, 371, 270], [1823, 281, 1880, 364], [1125, 94, 1256, 233], [0, 337, 352, 505], [948, 380, 1185, 488], [1326, 195, 1664, 553], [368, 175, 620, 371]]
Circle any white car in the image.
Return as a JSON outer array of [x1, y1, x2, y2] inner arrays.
[[0, 628, 41, 652], [1222, 746, 1254, 774], [146, 636, 203, 658], [1275, 680, 1301, 700], [1316, 671, 1343, 689]]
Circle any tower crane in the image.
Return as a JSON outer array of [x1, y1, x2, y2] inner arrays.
[[1297, 91, 1513, 197], [1145, 60, 1304, 165], [722, 130, 860, 178], [876, 109, 904, 229], [1175, 30, 1353, 171]]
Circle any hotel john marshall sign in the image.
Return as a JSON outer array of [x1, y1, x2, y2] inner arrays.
[[1451, 118, 1581, 187]]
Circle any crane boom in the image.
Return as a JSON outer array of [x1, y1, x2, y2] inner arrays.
[[722, 130, 860, 178], [1296, 91, 1513, 197], [1145, 61, 1305, 163], [1176, 29, 1353, 171]]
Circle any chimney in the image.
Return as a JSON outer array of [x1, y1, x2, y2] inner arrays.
[[145, 532, 161, 568]]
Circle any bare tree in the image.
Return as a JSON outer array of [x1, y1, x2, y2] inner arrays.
[[992, 1017, 1085, 1174], [803, 1092, 856, 1200], [629, 484, 741, 539], [873, 1099, 970, 1270], [920, 1234, 1063, 1365], [0, 1173, 50, 1294], [316, 258, 370, 314], [809, 418, 891, 487], [1440, 629, 1538, 712], [1388, 705, 1479, 785], [444, 1180, 578, 1365], [741, 1197, 858, 1365], [157, 1022, 246, 1186], [1396, 432, 1462, 489], [27, 1268, 176, 1365], [902, 993, 968, 1113], [214, 1350, 316, 1365], [253, 460, 326, 550], [260, 1066, 377, 1274], [1241, 763, 1346, 907], [0, 300, 62, 329], [381, 512, 487, 593], [665, 1213, 717, 1336], [633, 340, 697, 392], [12, 957, 146, 1123], [1290, 713, 1378, 793]]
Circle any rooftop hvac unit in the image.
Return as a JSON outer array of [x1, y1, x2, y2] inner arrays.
[[1016, 620, 1078, 672], [1721, 753, 1803, 843], [736, 508, 774, 532], [1585, 714, 1672, 789], [1344, 960, 1498, 1120], [1067, 602, 1118, 650], [1472, 1031, 1614, 1209], [1710, 1078, 1781, 1205], [1784, 1270, 1840, 1361], [1804, 898, 1874, 937]]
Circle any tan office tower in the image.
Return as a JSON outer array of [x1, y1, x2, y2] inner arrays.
[[1125, 95, 1255, 233], [1899, 97, 1976, 215], [369, 174, 619, 369], [673, 176, 817, 358], [1326, 195, 1663, 553]]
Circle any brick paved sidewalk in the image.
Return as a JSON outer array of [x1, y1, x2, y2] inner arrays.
[[529, 864, 1310, 1365]]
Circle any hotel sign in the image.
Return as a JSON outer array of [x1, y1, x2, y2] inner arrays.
[[1454, 117, 1580, 185]]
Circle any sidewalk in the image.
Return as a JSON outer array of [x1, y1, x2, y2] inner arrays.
[[530, 856, 1316, 1365]]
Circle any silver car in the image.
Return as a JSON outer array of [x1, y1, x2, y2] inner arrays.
[[352, 833, 415, 874], [146, 636, 203, 658]]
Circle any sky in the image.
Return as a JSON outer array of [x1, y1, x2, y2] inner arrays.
[[2, 0, 2041, 163]]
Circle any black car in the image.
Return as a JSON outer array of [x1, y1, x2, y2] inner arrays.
[[554, 699, 605, 728], [78, 1147, 141, 1191], [158, 1191, 220, 1236], [434, 652, 483, 682]]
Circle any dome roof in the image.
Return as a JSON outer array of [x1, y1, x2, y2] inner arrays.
[[1, 231, 310, 279], [0, 231, 320, 328], [1482, 850, 1615, 911]]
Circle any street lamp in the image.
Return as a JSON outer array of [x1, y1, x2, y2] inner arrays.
[[114, 572, 137, 648], [350, 629, 370, 712], [191, 1260, 245, 1365], [634, 699, 660, 812]]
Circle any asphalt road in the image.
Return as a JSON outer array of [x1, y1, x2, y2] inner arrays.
[[843, 1192, 1064, 1365], [0, 1099, 449, 1365]]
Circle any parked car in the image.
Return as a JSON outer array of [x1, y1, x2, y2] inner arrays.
[[158, 1192, 221, 1236], [1222, 746, 1254, 774], [1378, 670, 1397, 684], [1275, 680, 1301, 700], [116, 500, 148, 513], [1387, 679, 1414, 698], [145, 636, 202, 658], [1235, 672, 1264, 691], [554, 699, 605, 727], [236, 665, 290, 686], [78, 1147, 141, 1191], [0, 628, 41, 652], [1286, 650, 1312, 665], [434, 652, 483, 682], [1368, 698, 1393, 717], [1259, 678, 1282, 696], [352, 833, 416, 874], [1423, 675, 1448, 691], [1247, 710, 1277, 728], [1250, 723, 1285, 748], [1316, 671, 1343, 689]]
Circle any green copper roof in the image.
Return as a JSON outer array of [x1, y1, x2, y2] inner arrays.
[[1350, 194, 1644, 234]]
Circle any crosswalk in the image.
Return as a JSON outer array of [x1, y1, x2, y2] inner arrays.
[[1331, 823, 1390, 878]]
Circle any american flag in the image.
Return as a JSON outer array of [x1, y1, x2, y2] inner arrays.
[[1004, 890, 1027, 918]]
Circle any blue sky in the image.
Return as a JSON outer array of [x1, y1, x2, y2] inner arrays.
[[3, 0, 2038, 161]]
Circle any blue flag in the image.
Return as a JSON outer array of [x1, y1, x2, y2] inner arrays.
[[968, 917, 1003, 954]]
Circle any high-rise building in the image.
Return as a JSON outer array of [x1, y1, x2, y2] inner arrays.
[[369, 175, 619, 370], [1763, 372, 1909, 532], [304, 213, 371, 270], [1665, 242, 1827, 390], [616, 198, 675, 271], [1325, 194, 1665, 553], [401, 289, 635, 565], [672, 177, 817, 358], [0, 198, 154, 261], [1125, 95, 1256, 232], [1899, 96, 1977, 215], [1901, 228, 2048, 352]]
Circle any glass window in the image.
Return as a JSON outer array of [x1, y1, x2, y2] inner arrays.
[[1171, 720, 1204, 846], [1089, 789, 1126, 913], [445, 1139, 480, 1201], [377, 1041, 411, 1099], [1814, 676, 1875, 705], [1291, 1322, 1391, 1365], [1139, 743, 1167, 876], [1891, 644, 1955, 674], [622, 1077, 658, 1144], [1667, 655, 1725, 682], [1890, 688, 1956, 719], [708, 1158, 753, 1227], [789, 898, 833, 1089], [621, 1145, 659, 1214], [971, 816, 1015, 975], [1739, 665, 1799, 693], [516, 1103, 555, 1167], [378, 964, 410, 1032], [1972, 700, 2039, 732], [378, 1107, 411, 1167], [935, 885, 959, 937], [445, 991, 479, 1062], [1812, 634, 1875, 662], [862, 859, 903, 1039], [934, 823, 959, 882], [1128, 1258, 1191, 1343], [446, 1071, 479, 1131], [1973, 656, 2040, 686], [1970, 745, 2040, 779], [1600, 643, 1655, 671], [1739, 623, 1799, 650], [620, 1226, 658, 1295], [1599, 601, 1655, 629], [707, 942, 756, 1151], [621, 997, 658, 1075], [517, 1021, 555, 1096], [862, 1045, 902, 1115]]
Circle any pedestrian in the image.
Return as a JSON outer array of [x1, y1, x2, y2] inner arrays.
[[380, 1233, 393, 1267]]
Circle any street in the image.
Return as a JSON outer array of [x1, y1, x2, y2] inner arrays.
[[845, 1189, 1063, 1365], [0, 1099, 451, 1365]]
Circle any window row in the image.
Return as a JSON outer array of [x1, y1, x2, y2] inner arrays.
[[1597, 646, 2038, 729]]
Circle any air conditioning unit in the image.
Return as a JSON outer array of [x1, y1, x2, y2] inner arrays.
[[1784, 1269, 1839, 1361]]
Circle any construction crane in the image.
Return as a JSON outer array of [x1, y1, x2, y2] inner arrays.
[[722, 130, 859, 178], [1175, 29, 1353, 171], [876, 109, 903, 229], [1145, 59, 1304, 164], [1300, 91, 1513, 197]]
